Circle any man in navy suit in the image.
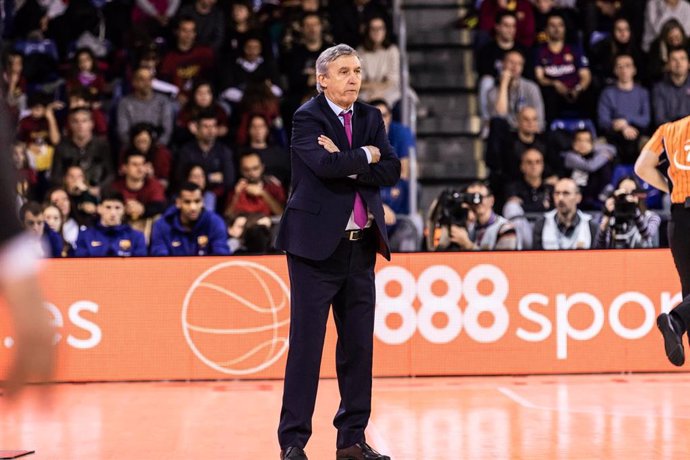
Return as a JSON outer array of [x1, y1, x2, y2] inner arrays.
[[276, 44, 400, 460]]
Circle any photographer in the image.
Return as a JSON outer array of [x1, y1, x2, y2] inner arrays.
[[596, 176, 661, 248], [430, 182, 519, 251]]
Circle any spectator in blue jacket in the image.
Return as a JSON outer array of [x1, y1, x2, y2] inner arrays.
[[74, 190, 147, 257], [20, 201, 63, 258], [150, 182, 231, 256]]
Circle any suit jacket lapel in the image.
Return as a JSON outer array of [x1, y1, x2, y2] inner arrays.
[[316, 93, 350, 150]]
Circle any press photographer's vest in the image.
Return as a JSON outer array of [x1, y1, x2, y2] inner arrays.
[[541, 210, 592, 250], [471, 214, 517, 250]]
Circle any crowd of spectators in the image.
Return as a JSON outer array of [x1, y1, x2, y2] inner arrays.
[[454, 0, 690, 251], [10, 0, 681, 257], [5, 0, 418, 257]]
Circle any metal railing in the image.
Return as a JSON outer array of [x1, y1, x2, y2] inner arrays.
[[392, 0, 419, 217]]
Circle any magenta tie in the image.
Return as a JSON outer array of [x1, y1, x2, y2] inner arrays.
[[341, 111, 367, 228]]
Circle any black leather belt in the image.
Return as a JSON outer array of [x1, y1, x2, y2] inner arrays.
[[344, 229, 365, 241]]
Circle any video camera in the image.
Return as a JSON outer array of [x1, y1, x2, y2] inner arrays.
[[433, 189, 483, 229], [609, 191, 642, 249]]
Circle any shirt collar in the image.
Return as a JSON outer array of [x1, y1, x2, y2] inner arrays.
[[556, 210, 581, 234], [324, 94, 353, 117]]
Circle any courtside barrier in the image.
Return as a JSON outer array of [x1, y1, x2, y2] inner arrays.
[[0, 250, 683, 381]]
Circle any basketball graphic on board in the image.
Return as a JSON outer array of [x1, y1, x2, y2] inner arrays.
[[182, 261, 290, 376]]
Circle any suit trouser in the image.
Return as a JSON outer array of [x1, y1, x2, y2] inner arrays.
[[278, 230, 377, 450], [669, 204, 690, 329]]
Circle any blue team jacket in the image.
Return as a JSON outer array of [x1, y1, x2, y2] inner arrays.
[[149, 206, 230, 256], [74, 223, 147, 257]]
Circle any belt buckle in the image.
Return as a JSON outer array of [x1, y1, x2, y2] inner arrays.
[[349, 230, 360, 241]]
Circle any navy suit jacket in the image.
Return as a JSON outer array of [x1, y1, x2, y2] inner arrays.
[[276, 93, 401, 261]]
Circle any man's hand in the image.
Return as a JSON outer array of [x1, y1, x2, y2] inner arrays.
[[245, 183, 264, 197], [126, 199, 145, 220], [234, 178, 248, 194], [208, 172, 223, 184], [318, 135, 339, 153], [449, 224, 475, 250], [383, 203, 397, 226], [365, 145, 381, 163], [622, 125, 639, 140], [612, 118, 628, 131], [553, 80, 569, 96]]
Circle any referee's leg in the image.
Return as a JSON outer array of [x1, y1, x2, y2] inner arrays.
[[669, 205, 690, 326], [658, 205, 690, 366]]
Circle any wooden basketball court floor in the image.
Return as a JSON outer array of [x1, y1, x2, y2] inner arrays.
[[2, 373, 690, 459]]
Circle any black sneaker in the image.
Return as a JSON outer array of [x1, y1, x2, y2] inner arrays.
[[657, 313, 685, 366]]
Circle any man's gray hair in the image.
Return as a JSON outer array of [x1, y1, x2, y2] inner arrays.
[[315, 44, 359, 93]]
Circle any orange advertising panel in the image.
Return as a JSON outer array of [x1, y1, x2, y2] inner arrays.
[[0, 250, 684, 382]]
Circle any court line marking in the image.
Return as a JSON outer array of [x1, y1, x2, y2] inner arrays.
[[366, 418, 395, 458], [497, 387, 539, 409], [497, 386, 690, 420]]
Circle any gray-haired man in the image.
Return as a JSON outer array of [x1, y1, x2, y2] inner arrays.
[[276, 43, 399, 460]]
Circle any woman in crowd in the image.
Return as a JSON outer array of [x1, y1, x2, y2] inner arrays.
[[357, 16, 401, 109], [122, 123, 172, 189]]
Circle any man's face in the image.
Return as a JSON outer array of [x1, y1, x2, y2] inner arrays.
[[177, 189, 204, 222], [553, 179, 580, 215], [669, 50, 689, 78], [64, 167, 86, 193], [23, 211, 45, 237], [240, 154, 264, 183], [243, 39, 262, 61], [495, 16, 517, 42], [520, 149, 544, 179], [517, 108, 539, 134], [125, 155, 147, 181], [177, 20, 197, 48], [318, 54, 362, 108], [303, 15, 323, 42], [375, 103, 392, 132], [132, 69, 153, 95], [196, 118, 218, 143], [69, 111, 94, 139], [98, 200, 125, 227], [546, 16, 565, 42], [466, 184, 494, 218], [503, 52, 524, 78], [614, 56, 635, 82]]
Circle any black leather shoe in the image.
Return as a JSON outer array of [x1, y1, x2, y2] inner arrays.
[[281, 447, 308, 459], [657, 313, 685, 366], [336, 442, 390, 460]]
